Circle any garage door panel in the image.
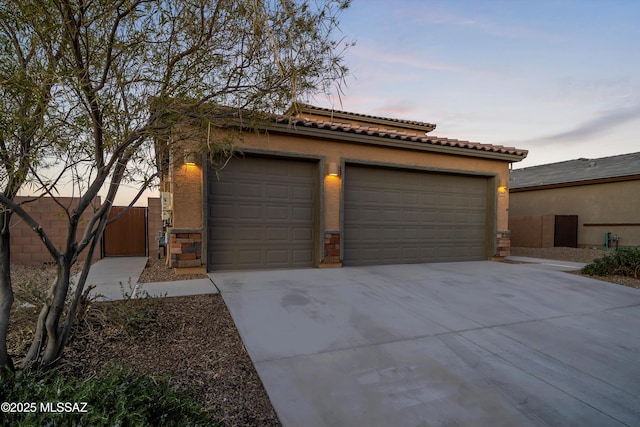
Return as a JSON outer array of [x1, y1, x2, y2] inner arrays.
[[237, 226, 263, 240], [266, 184, 289, 199], [266, 205, 288, 220], [238, 204, 262, 220], [214, 203, 235, 219], [237, 183, 262, 198], [292, 227, 313, 240], [266, 250, 288, 264], [292, 249, 313, 263], [208, 156, 316, 271], [213, 250, 235, 268], [292, 185, 314, 200], [238, 250, 262, 266], [292, 206, 313, 221], [344, 165, 488, 266], [266, 227, 288, 240]]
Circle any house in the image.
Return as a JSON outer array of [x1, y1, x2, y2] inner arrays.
[[509, 152, 640, 249], [161, 103, 528, 272]]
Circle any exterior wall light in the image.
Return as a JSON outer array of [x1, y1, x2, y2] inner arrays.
[[328, 162, 340, 177], [498, 177, 507, 194], [184, 150, 198, 166]]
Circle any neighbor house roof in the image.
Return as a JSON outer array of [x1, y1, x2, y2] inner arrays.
[[510, 152, 640, 191]]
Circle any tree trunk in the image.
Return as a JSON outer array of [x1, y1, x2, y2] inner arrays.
[[0, 211, 15, 371]]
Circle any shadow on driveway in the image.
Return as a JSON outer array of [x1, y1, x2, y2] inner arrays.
[[211, 261, 640, 427]]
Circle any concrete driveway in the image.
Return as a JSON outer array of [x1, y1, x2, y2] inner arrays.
[[210, 261, 640, 427]]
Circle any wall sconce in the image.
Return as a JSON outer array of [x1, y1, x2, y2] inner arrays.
[[328, 162, 340, 177], [498, 177, 507, 194], [183, 150, 197, 166]]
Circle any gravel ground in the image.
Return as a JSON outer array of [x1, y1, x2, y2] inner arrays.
[[137, 257, 208, 283], [7, 260, 280, 426]]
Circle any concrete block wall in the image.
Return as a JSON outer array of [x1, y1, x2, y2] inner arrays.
[[9, 196, 102, 265]]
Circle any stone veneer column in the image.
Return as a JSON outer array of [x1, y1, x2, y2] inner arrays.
[[169, 230, 203, 268], [321, 231, 342, 267], [496, 230, 511, 257]]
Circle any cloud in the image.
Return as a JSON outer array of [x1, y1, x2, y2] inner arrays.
[[528, 105, 640, 146], [372, 101, 418, 118], [349, 42, 474, 74], [400, 3, 560, 42]]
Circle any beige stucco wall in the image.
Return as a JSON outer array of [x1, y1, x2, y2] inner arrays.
[[169, 127, 517, 267], [170, 138, 203, 230], [509, 179, 640, 247], [234, 131, 512, 255]]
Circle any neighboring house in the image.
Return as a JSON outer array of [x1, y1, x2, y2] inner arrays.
[[509, 152, 640, 249], [161, 103, 527, 272]]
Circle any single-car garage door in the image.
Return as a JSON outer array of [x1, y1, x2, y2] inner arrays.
[[344, 164, 488, 266], [207, 156, 317, 271]]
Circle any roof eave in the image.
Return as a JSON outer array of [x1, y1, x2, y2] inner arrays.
[[266, 121, 527, 162], [510, 174, 640, 192], [290, 103, 437, 133]]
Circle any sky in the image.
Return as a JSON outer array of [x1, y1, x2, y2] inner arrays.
[[52, 0, 640, 206], [310, 0, 640, 169]]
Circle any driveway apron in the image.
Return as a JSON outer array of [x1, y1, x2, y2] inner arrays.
[[210, 261, 640, 427]]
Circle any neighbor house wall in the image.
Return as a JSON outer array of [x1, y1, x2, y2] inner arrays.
[[9, 196, 102, 265], [509, 180, 640, 248]]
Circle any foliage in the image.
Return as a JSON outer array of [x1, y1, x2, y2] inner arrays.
[[108, 281, 163, 334], [10, 265, 58, 310], [0, 0, 351, 369], [582, 247, 640, 279], [1, 364, 214, 426]]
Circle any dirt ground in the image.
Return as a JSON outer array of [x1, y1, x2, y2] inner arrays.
[[7, 258, 280, 426]]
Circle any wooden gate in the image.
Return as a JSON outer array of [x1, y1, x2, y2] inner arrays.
[[554, 215, 578, 248], [103, 206, 147, 257]]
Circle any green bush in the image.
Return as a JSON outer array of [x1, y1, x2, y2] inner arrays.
[[1, 364, 215, 426], [582, 247, 640, 279]]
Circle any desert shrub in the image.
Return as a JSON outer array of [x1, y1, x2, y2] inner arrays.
[[1, 364, 214, 426], [10, 264, 58, 309], [582, 247, 640, 279]]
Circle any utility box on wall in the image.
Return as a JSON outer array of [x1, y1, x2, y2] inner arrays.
[[161, 192, 173, 222]]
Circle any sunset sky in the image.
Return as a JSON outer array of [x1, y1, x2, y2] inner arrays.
[[313, 0, 640, 168]]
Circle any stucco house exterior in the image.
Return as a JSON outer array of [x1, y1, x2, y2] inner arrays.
[[161, 104, 527, 272], [509, 152, 640, 249]]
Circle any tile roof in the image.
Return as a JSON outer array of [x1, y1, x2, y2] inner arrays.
[[289, 103, 438, 132], [510, 152, 640, 189], [273, 115, 528, 158]]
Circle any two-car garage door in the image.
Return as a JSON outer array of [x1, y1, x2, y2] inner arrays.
[[207, 157, 489, 270], [344, 165, 488, 266]]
